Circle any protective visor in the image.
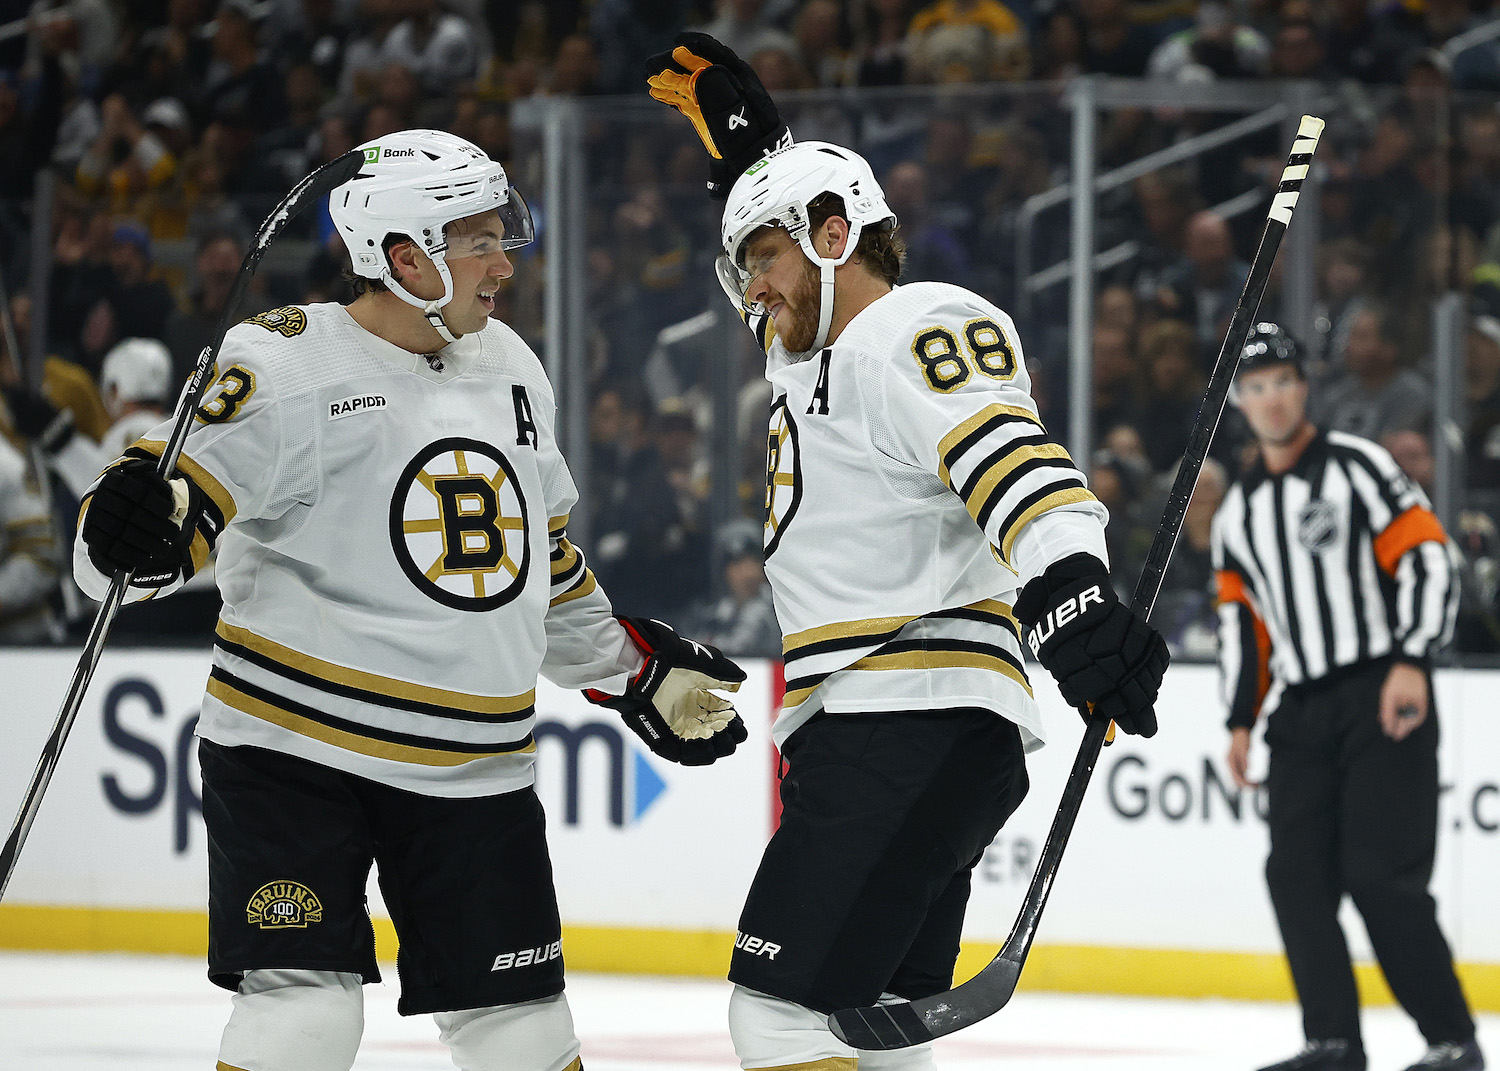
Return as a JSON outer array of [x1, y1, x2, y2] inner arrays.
[[442, 185, 536, 257], [714, 241, 796, 314]]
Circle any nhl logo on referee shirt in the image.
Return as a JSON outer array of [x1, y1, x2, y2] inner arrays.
[[246, 881, 324, 929], [1297, 499, 1339, 552]]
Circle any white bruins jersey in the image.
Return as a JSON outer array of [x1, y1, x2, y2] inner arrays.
[[754, 282, 1109, 748], [75, 303, 640, 797]]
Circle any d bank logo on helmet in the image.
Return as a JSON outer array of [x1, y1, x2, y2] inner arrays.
[[362, 145, 419, 163]]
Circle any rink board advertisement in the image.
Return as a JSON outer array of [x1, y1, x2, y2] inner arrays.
[[1, 649, 1496, 1003]]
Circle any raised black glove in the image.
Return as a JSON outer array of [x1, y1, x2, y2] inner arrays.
[[2, 386, 74, 452], [1013, 553, 1168, 738], [645, 31, 792, 199], [587, 616, 749, 765], [81, 456, 199, 586]]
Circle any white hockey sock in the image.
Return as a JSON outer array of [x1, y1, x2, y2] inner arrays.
[[728, 986, 937, 1070], [433, 992, 581, 1071], [216, 969, 363, 1071]]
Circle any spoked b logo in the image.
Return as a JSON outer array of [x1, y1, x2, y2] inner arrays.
[[389, 437, 531, 611]]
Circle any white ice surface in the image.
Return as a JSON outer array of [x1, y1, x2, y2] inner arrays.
[[0, 951, 1494, 1070]]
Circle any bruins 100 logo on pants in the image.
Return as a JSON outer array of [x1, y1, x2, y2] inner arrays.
[[389, 437, 531, 611]]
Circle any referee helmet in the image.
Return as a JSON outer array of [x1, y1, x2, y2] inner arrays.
[[1237, 321, 1304, 377]]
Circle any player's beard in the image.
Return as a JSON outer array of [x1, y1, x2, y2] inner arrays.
[[776, 256, 824, 354]]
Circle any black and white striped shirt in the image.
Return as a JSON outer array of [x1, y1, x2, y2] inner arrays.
[[1211, 429, 1458, 728]]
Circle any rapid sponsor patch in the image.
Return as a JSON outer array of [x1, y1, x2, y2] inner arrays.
[[328, 394, 387, 421], [246, 880, 324, 929]]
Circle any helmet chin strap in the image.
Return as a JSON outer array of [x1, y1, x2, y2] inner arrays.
[[382, 253, 460, 345], [789, 222, 863, 360]]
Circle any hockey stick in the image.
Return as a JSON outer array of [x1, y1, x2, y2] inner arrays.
[[828, 115, 1326, 1050], [0, 149, 364, 901]]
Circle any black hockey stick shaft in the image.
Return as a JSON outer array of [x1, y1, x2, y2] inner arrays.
[[0, 150, 364, 902], [829, 115, 1325, 1051]]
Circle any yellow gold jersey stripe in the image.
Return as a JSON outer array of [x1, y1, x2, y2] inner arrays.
[[937, 403, 1043, 483], [783, 613, 921, 656], [216, 621, 535, 715], [551, 539, 580, 575], [999, 486, 1098, 565], [135, 439, 238, 525], [961, 442, 1073, 523], [549, 514, 569, 536], [206, 676, 535, 767], [847, 649, 1033, 696], [550, 569, 598, 607]]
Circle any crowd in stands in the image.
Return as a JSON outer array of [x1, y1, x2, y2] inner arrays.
[[3, 0, 1500, 656]]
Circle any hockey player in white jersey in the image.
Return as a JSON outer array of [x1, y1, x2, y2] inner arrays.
[[648, 35, 1169, 1071], [73, 129, 747, 1071]]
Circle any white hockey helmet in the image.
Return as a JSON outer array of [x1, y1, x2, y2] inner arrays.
[[330, 129, 534, 342], [718, 141, 896, 356], [101, 337, 174, 410]]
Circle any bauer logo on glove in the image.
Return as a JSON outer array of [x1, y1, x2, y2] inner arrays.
[[586, 616, 749, 765]]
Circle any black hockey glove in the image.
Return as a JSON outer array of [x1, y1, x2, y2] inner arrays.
[[1013, 553, 1169, 738], [645, 32, 792, 199], [587, 616, 749, 765], [81, 456, 200, 586], [1, 385, 74, 452]]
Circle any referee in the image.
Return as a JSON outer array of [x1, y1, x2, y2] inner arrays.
[[1211, 324, 1482, 1071]]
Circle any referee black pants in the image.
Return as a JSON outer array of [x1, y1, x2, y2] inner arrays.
[[1263, 658, 1474, 1046]]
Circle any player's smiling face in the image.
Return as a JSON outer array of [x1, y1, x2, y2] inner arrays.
[[438, 209, 514, 335], [742, 228, 821, 353], [1236, 364, 1308, 445]]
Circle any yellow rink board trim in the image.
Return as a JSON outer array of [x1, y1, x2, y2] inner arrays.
[[1, 905, 1496, 1011]]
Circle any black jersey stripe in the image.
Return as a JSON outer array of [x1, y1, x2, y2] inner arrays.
[[937, 405, 1044, 481], [993, 480, 1092, 564], [208, 667, 535, 761], [214, 637, 537, 724], [970, 456, 1080, 532], [952, 430, 1051, 502]]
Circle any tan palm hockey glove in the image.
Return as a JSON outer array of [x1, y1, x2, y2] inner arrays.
[[586, 616, 748, 765], [644, 32, 792, 199]]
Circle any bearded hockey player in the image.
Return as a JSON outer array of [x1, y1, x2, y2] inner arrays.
[[647, 35, 1169, 1071], [72, 129, 747, 1071]]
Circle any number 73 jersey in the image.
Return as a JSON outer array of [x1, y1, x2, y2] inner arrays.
[[760, 281, 1109, 748]]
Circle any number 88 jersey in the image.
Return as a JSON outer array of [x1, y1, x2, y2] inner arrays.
[[759, 281, 1110, 749]]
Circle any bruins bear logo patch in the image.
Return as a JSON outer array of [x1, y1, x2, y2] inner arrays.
[[244, 306, 308, 337]]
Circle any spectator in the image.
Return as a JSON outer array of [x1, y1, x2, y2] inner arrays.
[[791, 0, 849, 87], [882, 160, 970, 286], [1308, 238, 1371, 374], [1465, 314, 1500, 490], [590, 0, 695, 94], [1077, 0, 1155, 76], [1092, 321, 1140, 442], [275, 0, 353, 93], [1323, 0, 1419, 84], [1267, 15, 1329, 81], [687, 520, 781, 659], [0, 40, 65, 201], [1381, 429, 1436, 497], [164, 230, 249, 386], [1148, 0, 1269, 81], [200, 0, 285, 136], [1033, 3, 1086, 81], [103, 221, 177, 349], [692, 0, 798, 63], [1135, 318, 1204, 472], [907, 0, 1030, 82], [1312, 303, 1433, 442], [549, 33, 602, 96], [0, 433, 61, 643], [74, 93, 178, 215], [382, 0, 482, 96], [1153, 455, 1228, 657], [851, 0, 917, 85], [1158, 210, 1250, 365], [1124, 168, 1201, 315]]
